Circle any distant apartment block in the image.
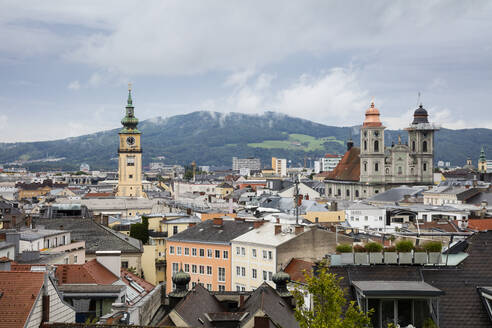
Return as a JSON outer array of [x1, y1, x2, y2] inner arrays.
[[271, 157, 287, 177], [232, 157, 261, 171], [321, 154, 342, 172]]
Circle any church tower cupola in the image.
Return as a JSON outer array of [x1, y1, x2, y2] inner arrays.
[[363, 101, 382, 127], [121, 86, 140, 134], [412, 104, 429, 124]]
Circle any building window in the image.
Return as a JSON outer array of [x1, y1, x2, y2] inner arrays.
[[74, 255, 78, 263], [172, 263, 179, 273], [268, 251, 273, 260], [177, 247, 182, 255], [236, 266, 241, 276], [199, 265, 204, 274], [218, 267, 225, 282], [184, 248, 189, 256], [192, 282, 197, 288], [346, 189, 350, 197], [252, 268, 257, 279], [169, 246, 175, 254], [355, 190, 359, 198], [207, 249, 213, 258], [364, 162, 367, 172], [173, 226, 178, 235], [236, 247, 240, 255], [199, 249, 205, 257], [337, 189, 341, 196], [263, 270, 267, 281], [375, 162, 379, 172], [192, 265, 197, 273], [218, 285, 225, 291], [241, 247, 246, 256], [206, 284, 212, 291], [263, 250, 268, 259], [423, 163, 427, 171], [223, 250, 228, 259], [252, 249, 257, 258], [412, 140, 416, 152], [423, 140, 428, 152], [364, 140, 367, 151], [215, 250, 220, 258], [374, 140, 379, 152], [192, 248, 197, 256], [398, 166, 402, 175], [364, 216, 368, 221], [268, 271, 273, 281], [241, 267, 246, 277], [64, 257, 69, 264], [328, 188, 332, 195], [207, 266, 212, 275], [184, 264, 190, 272], [128, 174, 133, 179], [379, 216, 383, 221]]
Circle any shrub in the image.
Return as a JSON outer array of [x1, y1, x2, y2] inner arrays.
[[423, 318, 438, 328], [384, 246, 396, 252], [365, 242, 383, 252], [335, 244, 352, 253], [396, 240, 413, 253], [353, 245, 366, 253], [413, 245, 426, 252], [423, 241, 443, 253]]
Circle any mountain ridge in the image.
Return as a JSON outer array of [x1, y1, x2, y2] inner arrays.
[[0, 110, 489, 171]]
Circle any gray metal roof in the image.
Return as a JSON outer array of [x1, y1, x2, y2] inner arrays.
[[352, 280, 444, 297], [167, 219, 254, 244], [20, 228, 66, 241]]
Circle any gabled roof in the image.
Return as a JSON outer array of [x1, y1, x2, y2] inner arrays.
[[284, 258, 314, 284], [34, 218, 142, 254], [0, 271, 44, 328], [167, 219, 254, 244], [466, 219, 492, 231], [325, 147, 360, 182], [11, 259, 119, 285], [159, 284, 225, 327], [239, 282, 299, 328]]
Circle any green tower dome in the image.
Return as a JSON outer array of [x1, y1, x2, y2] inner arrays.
[[120, 86, 141, 134]]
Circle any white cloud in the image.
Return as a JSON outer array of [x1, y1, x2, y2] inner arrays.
[[67, 80, 81, 90]]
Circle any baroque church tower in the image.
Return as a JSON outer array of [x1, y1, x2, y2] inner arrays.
[[360, 101, 385, 184], [116, 86, 144, 198]]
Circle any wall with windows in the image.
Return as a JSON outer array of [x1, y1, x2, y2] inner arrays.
[[230, 241, 276, 291], [165, 240, 231, 293], [345, 208, 387, 231]]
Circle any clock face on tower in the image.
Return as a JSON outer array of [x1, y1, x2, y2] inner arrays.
[[126, 136, 136, 146]]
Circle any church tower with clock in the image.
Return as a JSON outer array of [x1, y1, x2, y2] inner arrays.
[[116, 85, 144, 198]]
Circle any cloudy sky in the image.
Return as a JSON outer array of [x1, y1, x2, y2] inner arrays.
[[1, 1, 491, 142]]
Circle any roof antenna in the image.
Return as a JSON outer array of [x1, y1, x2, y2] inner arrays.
[[417, 91, 422, 107]]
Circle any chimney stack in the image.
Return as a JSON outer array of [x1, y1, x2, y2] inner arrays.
[[213, 217, 223, 226], [188, 223, 196, 228], [254, 220, 265, 229], [274, 225, 282, 235]]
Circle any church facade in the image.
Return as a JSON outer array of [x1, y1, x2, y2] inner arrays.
[[116, 87, 145, 198], [324, 101, 439, 200]]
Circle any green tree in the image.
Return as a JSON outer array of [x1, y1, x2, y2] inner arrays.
[[293, 263, 372, 328], [129, 216, 149, 244]]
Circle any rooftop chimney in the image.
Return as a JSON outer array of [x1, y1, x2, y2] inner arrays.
[[254, 220, 265, 229], [213, 217, 223, 226], [96, 251, 122, 278], [274, 225, 282, 235]]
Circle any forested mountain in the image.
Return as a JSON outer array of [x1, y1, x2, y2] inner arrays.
[[0, 111, 489, 171]]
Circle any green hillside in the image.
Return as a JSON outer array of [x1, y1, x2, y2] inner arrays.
[[0, 111, 489, 171]]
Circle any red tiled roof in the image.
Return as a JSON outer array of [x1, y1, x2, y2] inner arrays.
[[284, 258, 314, 284], [325, 147, 360, 182], [121, 269, 155, 293], [324, 154, 341, 158], [83, 192, 114, 198], [466, 219, 492, 231], [11, 259, 118, 285], [0, 271, 44, 328]]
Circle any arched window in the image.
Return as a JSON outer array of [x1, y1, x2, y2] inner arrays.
[[423, 163, 427, 171], [398, 166, 402, 175], [423, 141, 428, 152], [412, 141, 416, 152], [374, 140, 379, 152], [411, 168, 414, 175], [385, 168, 389, 174], [364, 140, 367, 151], [375, 162, 379, 172], [355, 190, 359, 198], [337, 189, 341, 196], [346, 189, 350, 197], [364, 162, 367, 172], [328, 188, 332, 195]]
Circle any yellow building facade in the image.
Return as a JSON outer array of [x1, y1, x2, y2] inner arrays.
[[116, 86, 145, 198]]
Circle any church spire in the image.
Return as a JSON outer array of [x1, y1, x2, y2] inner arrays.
[[120, 84, 140, 134], [480, 146, 486, 163], [127, 83, 133, 106]]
